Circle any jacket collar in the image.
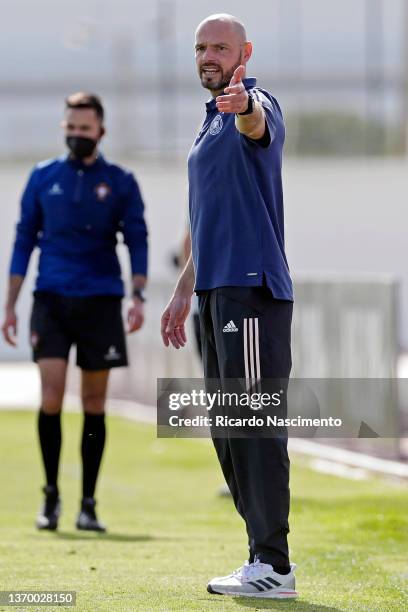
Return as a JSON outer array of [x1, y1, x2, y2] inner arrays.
[[64, 152, 105, 170]]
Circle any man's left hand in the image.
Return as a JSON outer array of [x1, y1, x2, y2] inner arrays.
[[127, 299, 144, 333], [216, 65, 248, 114]]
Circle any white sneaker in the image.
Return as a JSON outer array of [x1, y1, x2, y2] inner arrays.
[[207, 560, 298, 599]]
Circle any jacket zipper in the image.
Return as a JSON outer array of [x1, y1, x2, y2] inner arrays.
[[73, 168, 84, 203]]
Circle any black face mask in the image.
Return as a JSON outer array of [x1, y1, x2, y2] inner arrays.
[[66, 136, 97, 160]]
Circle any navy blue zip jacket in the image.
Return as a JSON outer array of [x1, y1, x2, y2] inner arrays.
[[9, 154, 148, 297]]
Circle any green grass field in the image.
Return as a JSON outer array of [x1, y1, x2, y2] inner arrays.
[[0, 410, 407, 612]]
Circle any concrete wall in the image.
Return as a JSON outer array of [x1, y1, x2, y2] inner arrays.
[[1, 158, 406, 365]]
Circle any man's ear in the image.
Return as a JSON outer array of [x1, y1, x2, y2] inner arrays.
[[99, 125, 106, 139], [242, 41, 252, 64]]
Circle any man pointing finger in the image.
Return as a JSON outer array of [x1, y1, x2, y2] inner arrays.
[[215, 63, 268, 140], [161, 14, 297, 599]]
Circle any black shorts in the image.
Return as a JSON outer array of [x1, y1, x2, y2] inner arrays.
[[30, 291, 128, 370]]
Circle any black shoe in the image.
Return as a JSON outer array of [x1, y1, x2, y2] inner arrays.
[[76, 497, 106, 532], [36, 485, 61, 531]]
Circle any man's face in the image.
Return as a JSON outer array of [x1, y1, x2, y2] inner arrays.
[[63, 108, 102, 141], [195, 21, 244, 94]]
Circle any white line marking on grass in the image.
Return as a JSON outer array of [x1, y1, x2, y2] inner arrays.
[[289, 439, 408, 481], [310, 459, 369, 480]]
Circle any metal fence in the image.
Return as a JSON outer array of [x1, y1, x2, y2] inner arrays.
[[102, 278, 400, 398]]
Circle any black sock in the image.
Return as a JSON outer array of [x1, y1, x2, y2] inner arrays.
[[273, 566, 291, 575], [37, 409, 61, 492], [81, 413, 106, 499]]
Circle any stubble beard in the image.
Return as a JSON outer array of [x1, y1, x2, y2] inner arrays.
[[200, 55, 243, 94]]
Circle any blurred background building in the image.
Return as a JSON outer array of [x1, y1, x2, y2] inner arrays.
[[0, 0, 407, 453], [1, 0, 408, 159]]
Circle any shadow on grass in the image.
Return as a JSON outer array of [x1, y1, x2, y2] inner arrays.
[[232, 598, 342, 611], [28, 531, 156, 543]]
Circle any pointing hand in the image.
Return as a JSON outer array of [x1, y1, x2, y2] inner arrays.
[[216, 65, 249, 114]]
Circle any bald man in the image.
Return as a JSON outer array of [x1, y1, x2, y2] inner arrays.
[[161, 14, 297, 598]]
